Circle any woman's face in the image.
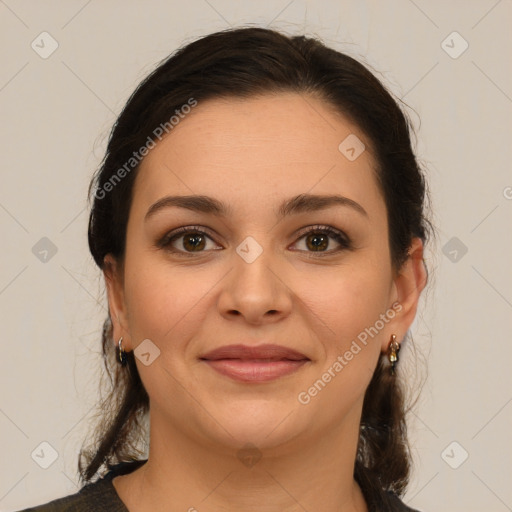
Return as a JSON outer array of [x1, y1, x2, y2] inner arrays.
[[105, 92, 424, 453]]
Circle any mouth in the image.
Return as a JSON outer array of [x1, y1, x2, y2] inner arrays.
[[199, 344, 310, 382], [201, 359, 309, 382], [199, 343, 309, 362]]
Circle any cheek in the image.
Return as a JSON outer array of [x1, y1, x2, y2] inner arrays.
[[299, 260, 390, 331], [294, 272, 388, 417], [123, 256, 215, 344], [300, 262, 390, 381]]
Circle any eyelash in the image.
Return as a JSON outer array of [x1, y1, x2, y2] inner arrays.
[[157, 224, 352, 258]]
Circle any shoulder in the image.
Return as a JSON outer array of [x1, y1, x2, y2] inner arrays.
[[14, 479, 119, 512], [14, 460, 147, 512]]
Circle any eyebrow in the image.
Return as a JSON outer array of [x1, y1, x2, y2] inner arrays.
[[144, 193, 369, 222]]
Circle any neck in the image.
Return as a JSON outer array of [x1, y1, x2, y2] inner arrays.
[[113, 407, 368, 512]]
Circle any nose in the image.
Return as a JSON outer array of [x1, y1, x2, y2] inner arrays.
[[217, 242, 293, 325]]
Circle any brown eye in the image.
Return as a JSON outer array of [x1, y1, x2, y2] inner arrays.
[[158, 227, 220, 255], [180, 232, 207, 252], [292, 226, 351, 255], [304, 232, 329, 251]]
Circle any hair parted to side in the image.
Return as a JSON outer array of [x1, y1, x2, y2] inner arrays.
[[82, 26, 434, 505]]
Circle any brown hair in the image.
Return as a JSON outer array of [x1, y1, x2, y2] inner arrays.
[[81, 26, 433, 506]]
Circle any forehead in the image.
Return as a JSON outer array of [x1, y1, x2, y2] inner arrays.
[[131, 93, 385, 222]]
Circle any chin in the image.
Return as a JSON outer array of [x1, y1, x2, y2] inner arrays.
[[208, 404, 306, 449]]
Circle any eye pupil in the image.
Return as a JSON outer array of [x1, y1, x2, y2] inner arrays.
[[307, 233, 328, 251], [183, 233, 205, 251]]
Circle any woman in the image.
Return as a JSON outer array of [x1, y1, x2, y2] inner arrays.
[[19, 26, 431, 512]]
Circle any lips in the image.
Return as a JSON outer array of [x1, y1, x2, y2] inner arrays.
[[199, 344, 309, 362]]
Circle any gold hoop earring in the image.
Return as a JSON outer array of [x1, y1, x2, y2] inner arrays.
[[387, 334, 400, 376], [116, 336, 127, 366]]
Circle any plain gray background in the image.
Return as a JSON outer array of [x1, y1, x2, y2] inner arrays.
[[1, 1, 511, 511]]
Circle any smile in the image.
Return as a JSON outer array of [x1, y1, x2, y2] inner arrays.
[[202, 359, 309, 382]]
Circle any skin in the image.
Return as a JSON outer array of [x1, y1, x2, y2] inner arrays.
[[104, 92, 427, 512]]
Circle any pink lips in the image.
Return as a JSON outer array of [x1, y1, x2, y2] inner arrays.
[[200, 344, 310, 382]]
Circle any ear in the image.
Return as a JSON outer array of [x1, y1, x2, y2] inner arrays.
[[382, 237, 428, 352], [103, 254, 131, 352]]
